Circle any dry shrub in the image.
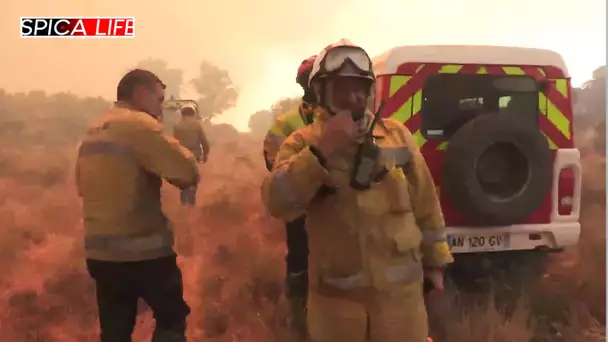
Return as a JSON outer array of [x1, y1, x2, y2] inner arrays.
[[437, 293, 536, 342], [554, 303, 606, 342], [571, 123, 607, 322]]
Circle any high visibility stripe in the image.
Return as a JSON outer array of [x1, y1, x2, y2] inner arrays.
[[542, 132, 558, 150], [85, 231, 174, 254], [388, 75, 411, 123], [517, 68, 572, 146], [538, 93, 547, 113], [544, 84, 572, 117], [538, 92, 571, 139], [270, 112, 306, 138], [439, 65, 463, 74], [284, 114, 306, 132], [321, 262, 423, 289], [521, 66, 547, 80], [499, 96, 512, 108], [390, 76, 410, 97], [502, 66, 525, 75], [422, 229, 448, 244], [269, 123, 286, 137], [384, 62, 572, 150], [555, 79, 568, 98], [413, 130, 426, 147], [459, 64, 482, 73], [380, 147, 412, 166], [269, 120, 285, 137], [437, 141, 449, 150], [390, 93, 414, 124], [383, 64, 443, 121], [492, 65, 572, 146], [388, 76, 422, 123], [404, 108, 422, 133], [412, 91, 423, 116], [537, 93, 559, 149]]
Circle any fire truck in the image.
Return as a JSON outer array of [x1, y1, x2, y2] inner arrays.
[[371, 45, 582, 277]]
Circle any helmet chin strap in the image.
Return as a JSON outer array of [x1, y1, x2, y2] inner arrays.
[[312, 80, 332, 116], [324, 79, 342, 115]]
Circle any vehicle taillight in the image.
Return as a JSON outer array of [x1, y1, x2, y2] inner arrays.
[[558, 168, 574, 215]]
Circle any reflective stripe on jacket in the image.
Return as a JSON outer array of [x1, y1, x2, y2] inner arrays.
[[263, 102, 315, 171], [76, 103, 199, 262], [261, 109, 453, 292]]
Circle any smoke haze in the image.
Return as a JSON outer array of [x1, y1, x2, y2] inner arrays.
[[1, 0, 605, 130]]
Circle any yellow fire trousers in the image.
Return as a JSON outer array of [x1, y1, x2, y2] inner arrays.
[[307, 280, 429, 342]]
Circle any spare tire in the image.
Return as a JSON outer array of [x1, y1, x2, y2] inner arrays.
[[442, 113, 552, 225]]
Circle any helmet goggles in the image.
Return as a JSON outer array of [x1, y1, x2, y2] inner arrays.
[[320, 46, 373, 76]]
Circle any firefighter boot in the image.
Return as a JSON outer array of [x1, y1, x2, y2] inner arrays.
[[285, 271, 308, 340]]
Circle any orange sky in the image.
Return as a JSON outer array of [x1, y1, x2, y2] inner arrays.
[[1, 0, 606, 130]]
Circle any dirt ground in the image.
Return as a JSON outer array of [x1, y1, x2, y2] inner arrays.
[[0, 92, 604, 341]]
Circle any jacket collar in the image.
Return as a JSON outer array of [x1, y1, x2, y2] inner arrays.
[[113, 101, 134, 110], [113, 101, 161, 121]]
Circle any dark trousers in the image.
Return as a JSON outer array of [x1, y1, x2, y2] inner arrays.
[[285, 215, 308, 277], [285, 216, 308, 339], [86, 255, 190, 342], [284, 215, 309, 337]]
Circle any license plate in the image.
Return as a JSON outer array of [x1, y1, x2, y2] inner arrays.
[[448, 234, 510, 253]]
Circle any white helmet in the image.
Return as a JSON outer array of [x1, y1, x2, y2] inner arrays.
[[180, 104, 197, 116], [308, 39, 375, 87], [308, 39, 375, 114]]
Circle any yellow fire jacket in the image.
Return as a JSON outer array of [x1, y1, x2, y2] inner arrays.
[[173, 116, 210, 160], [75, 103, 199, 262], [262, 109, 453, 292], [263, 102, 315, 171]]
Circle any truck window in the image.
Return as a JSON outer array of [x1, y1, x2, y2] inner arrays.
[[420, 74, 540, 140]]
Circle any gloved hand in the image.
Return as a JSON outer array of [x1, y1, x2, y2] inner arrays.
[[315, 111, 359, 158]]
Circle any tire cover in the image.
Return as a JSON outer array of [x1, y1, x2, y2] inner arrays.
[[442, 114, 552, 225]]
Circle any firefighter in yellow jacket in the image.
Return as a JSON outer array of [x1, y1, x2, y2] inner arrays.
[[263, 55, 317, 170], [262, 55, 316, 338], [261, 40, 453, 342], [76, 69, 199, 342], [173, 104, 210, 205]]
